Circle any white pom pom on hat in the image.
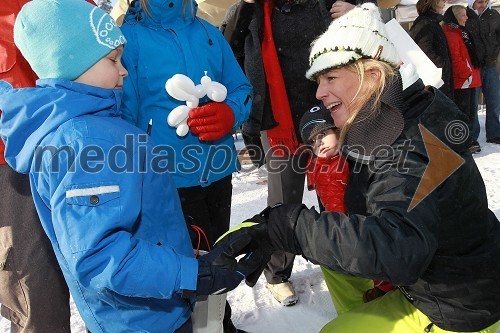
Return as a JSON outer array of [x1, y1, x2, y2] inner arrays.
[[305, 3, 401, 80]]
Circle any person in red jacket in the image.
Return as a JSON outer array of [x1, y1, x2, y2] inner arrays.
[[299, 105, 349, 213], [442, 5, 482, 154], [0, 1, 101, 331], [299, 105, 394, 312]]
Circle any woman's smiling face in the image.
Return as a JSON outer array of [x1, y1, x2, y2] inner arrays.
[[455, 7, 468, 26], [315, 67, 361, 128]]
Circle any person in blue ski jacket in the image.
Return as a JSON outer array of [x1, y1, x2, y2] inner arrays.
[[120, 0, 253, 251], [0, 1, 258, 332]]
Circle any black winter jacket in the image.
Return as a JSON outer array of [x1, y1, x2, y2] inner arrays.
[[292, 80, 500, 331], [477, 7, 499, 67], [222, 0, 333, 139], [465, 7, 488, 68], [409, 11, 454, 99], [222, 0, 382, 139]]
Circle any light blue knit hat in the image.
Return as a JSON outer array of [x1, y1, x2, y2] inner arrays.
[[14, 0, 126, 81]]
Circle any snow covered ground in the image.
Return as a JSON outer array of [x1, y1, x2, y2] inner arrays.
[[1, 113, 499, 333]]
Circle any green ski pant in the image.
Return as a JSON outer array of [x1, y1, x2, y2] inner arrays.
[[320, 268, 499, 333]]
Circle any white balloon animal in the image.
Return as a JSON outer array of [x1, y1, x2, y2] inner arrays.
[[165, 72, 228, 136]]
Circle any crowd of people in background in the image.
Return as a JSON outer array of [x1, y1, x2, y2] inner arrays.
[[0, 0, 498, 332], [410, 0, 499, 153]]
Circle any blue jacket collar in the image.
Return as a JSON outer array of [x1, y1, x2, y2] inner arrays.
[[125, 0, 198, 29], [0, 79, 122, 173]]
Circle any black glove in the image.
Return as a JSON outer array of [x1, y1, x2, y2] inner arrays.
[[215, 204, 306, 286], [196, 231, 265, 297]]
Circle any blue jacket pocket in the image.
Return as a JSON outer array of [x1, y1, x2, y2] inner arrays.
[[63, 184, 121, 253], [66, 185, 120, 206]]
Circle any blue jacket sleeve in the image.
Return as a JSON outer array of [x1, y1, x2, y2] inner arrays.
[[47, 137, 198, 299]]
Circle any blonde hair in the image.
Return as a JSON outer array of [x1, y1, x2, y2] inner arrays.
[[335, 60, 397, 145], [132, 0, 195, 19], [451, 5, 466, 17]]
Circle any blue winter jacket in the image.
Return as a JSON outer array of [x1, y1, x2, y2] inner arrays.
[[0, 79, 198, 333], [120, 0, 253, 188]]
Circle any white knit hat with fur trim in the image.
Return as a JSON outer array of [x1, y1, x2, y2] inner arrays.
[[306, 3, 400, 80]]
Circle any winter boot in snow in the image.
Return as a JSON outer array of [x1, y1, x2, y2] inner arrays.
[[266, 281, 298, 306]]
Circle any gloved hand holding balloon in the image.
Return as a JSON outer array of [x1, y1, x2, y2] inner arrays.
[[165, 72, 228, 137]]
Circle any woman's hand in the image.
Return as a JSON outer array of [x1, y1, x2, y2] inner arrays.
[[330, 1, 355, 19]]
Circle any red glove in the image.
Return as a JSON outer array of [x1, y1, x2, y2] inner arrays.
[[188, 102, 235, 141]]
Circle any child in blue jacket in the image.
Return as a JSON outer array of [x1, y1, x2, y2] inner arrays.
[[120, 0, 253, 253], [0, 1, 257, 332]]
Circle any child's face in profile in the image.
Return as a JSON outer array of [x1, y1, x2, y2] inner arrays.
[[311, 128, 339, 158], [74, 46, 128, 89]]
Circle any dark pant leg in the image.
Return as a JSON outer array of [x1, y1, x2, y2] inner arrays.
[[205, 177, 237, 333], [471, 87, 481, 140], [261, 132, 307, 284], [263, 250, 297, 284], [206, 175, 232, 245], [178, 184, 211, 250], [481, 66, 500, 140], [177, 176, 235, 332], [453, 88, 475, 136], [0, 165, 71, 333], [177, 175, 232, 251]]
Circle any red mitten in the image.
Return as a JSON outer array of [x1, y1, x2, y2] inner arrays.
[[187, 102, 235, 141]]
